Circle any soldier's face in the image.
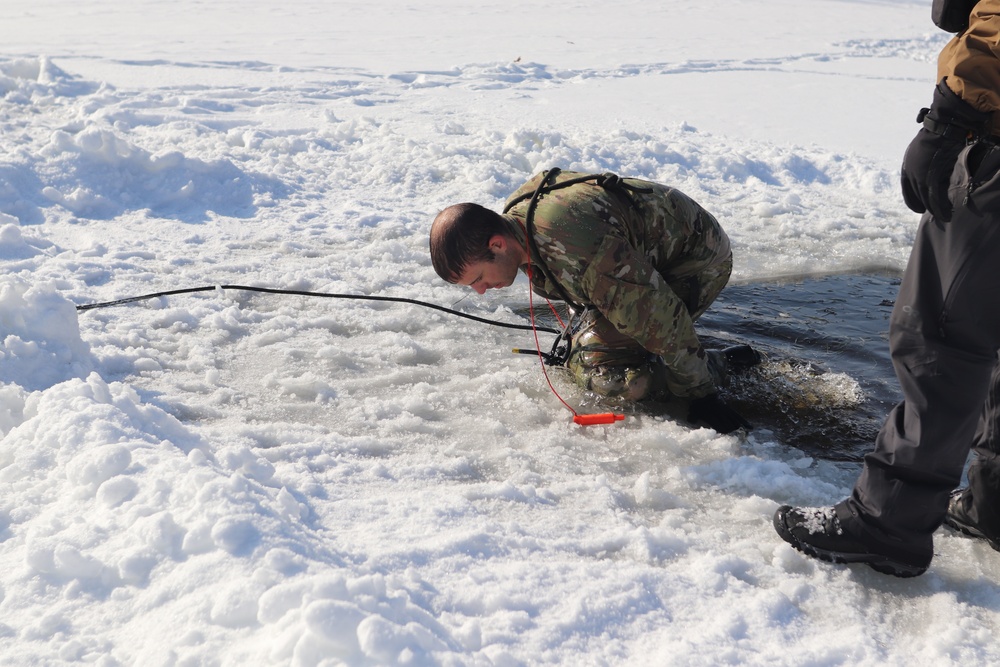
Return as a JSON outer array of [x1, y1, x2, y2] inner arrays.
[[456, 236, 523, 295], [456, 255, 519, 294]]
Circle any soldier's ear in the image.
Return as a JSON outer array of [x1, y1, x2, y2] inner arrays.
[[488, 234, 507, 252]]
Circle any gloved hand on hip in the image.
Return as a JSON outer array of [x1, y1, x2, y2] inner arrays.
[[901, 80, 991, 222]]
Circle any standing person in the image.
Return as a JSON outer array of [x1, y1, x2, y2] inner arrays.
[[429, 168, 758, 434], [773, 0, 1000, 577]]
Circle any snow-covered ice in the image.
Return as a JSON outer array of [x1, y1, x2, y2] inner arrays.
[[3, 1, 1000, 665]]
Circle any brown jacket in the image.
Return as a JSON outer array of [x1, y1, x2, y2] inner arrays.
[[939, 0, 1000, 132]]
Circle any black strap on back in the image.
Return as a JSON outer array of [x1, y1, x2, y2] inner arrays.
[[503, 169, 653, 312], [502, 170, 652, 216], [519, 168, 579, 309]]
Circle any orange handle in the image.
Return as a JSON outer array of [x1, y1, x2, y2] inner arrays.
[[573, 413, 625, 426]]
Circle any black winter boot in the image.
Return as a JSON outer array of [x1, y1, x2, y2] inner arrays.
[[773, 505, 930, 577], [944, 488, 1000, 552]]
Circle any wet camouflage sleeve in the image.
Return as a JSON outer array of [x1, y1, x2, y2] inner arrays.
[[578, 233, 716, 397], [503, 170, 732, 398]]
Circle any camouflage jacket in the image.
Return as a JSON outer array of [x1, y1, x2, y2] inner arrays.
[[502, 170, 732, 398]]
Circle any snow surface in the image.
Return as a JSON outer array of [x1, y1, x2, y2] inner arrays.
[[3, 1, 1000, 665]]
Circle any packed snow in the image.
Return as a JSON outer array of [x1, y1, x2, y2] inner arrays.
[[3, 1, 1000, 665]]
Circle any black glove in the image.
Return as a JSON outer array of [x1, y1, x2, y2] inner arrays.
[[932, 0, 978, 33], [901, 81, 991, 222], [723, 344, 763, 372], [688, 393, 752, 434]]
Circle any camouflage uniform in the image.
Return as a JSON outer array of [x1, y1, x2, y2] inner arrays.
[[502, 169, 733, 399]]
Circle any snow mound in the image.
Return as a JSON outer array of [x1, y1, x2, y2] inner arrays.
[[0, 278, 93, 393]]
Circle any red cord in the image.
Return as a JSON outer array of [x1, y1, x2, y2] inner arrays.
[[524, 264, 580, 417], [546, 298, 565, 328], [522, 233, 622, 427]]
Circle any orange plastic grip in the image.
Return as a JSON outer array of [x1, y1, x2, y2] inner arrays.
[[573, 413, 625, 426]]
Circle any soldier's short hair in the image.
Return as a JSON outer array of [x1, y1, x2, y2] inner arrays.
[[430, 203, 510, 282]]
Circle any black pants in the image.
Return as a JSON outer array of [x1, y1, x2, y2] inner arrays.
[[836, 142, 1000, 558]]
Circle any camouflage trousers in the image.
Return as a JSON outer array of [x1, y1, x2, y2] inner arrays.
[[565, 256, 732, 400]]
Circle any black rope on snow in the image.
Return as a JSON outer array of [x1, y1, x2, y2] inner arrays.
[[74, 284, 562, 335]]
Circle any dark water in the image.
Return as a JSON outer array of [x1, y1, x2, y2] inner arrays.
[[519, 270, 904, 462], [699, 271, 903, 461]]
